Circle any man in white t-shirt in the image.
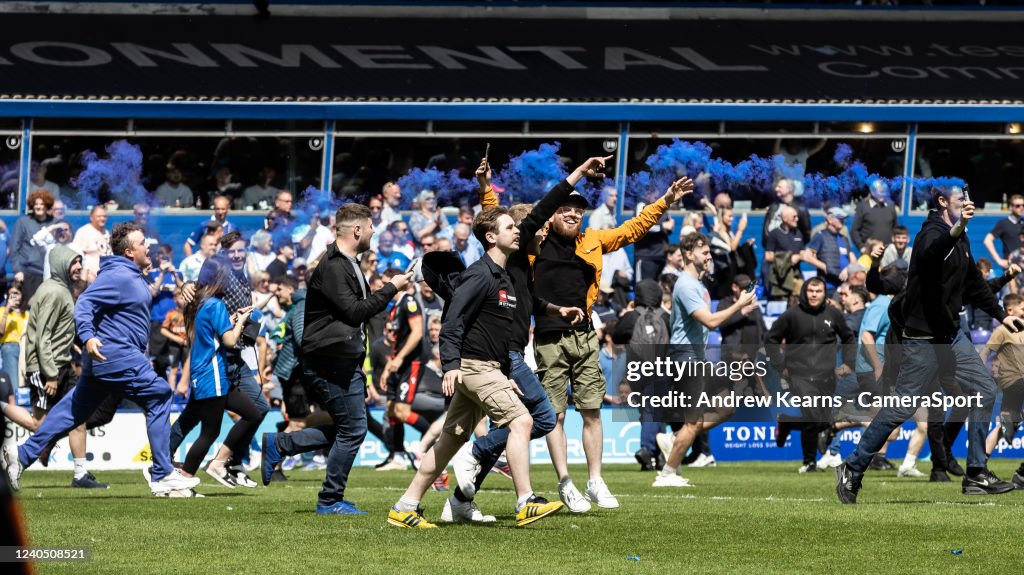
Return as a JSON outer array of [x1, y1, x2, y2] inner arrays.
[[72, 205, 112, 283]]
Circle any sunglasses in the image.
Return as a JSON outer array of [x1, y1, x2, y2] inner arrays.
[[1013, 203, 1024, 208]]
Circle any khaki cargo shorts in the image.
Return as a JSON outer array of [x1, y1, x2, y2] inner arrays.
[[443, 358, 528, 439], [535, 329, 605, 413]]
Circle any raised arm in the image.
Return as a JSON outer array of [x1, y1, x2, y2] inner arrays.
[[597, 176, 695, 253]]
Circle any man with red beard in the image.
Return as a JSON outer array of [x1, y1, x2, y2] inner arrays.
[[533, 176, 695, 512]]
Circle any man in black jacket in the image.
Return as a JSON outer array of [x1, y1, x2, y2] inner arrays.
[[388, 208, 563, 529], [767, 277, 856, 473], [837, 187, 1021, 504], [260, 203, 410, 515]]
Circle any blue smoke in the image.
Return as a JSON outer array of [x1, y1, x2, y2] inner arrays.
[[625, 139, 954, 210], [73, 140, 149, 208], [492, 142, 568, 205], [397, 167, 476, 208]]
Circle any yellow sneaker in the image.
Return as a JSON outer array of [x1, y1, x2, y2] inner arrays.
[[387, 507, 438, 529], [515, 496, 564, 527]]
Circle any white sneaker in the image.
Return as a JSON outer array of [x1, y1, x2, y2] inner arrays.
[[898, 464, 926, 478], [652, 472, 692, 488], [656, 432, 675, 458], [816, 452, 842, 469], [142, 466, 152, 484], [245, 450, 262, 472], [688, 454, 717, 468], [376, 457, 410, 471], [584, 478, 620, 509], [151, 469, 201, 494], [441, 496, 497, 523], [558, 479, 592, 513], [154, 488, 205, 498], [798, 463, 819, 474], [205, 464, 236, 489], [281, 456, 301, 471], [451, 443, 482, 498], [229, 466, 258, 488], [2, 442, 23, 492]]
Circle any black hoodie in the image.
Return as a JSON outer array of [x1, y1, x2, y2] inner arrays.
[[900, 210, 1005, 340], [765, 280, 856, 380]]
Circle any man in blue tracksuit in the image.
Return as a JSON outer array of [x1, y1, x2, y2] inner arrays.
[[1, 222, 199, 495]]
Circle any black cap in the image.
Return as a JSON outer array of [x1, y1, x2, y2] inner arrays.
[[562, 190, 591, 209], [733, 274, 752, 288]]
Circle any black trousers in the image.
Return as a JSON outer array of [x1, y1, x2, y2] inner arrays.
[[181, 388, 263, 475]]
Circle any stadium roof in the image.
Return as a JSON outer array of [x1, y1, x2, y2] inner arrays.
[[2, 14, 1024, 119]]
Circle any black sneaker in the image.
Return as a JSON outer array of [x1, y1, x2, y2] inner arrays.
[[775, 415, 794, 448], [962, 469, 1015, 495], [374, 455, 396, 469], [868, 454, 895, 471], [817, 426, 836, 456], [929, 469, 951, 483], [635, 448, 655, 472], [1012, 472, 1024, 490], [72, 472, 109, 489], [946, 456, 965, 477], [655, 451, 666, 470], [835, 463, 863, 505]]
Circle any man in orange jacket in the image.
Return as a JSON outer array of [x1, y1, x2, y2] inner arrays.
[[533, 175, 695, 512]]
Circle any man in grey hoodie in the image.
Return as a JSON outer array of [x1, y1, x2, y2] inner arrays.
[[23, 245, 106, 488]]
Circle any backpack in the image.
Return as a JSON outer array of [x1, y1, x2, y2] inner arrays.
[[628, 306, 668, 367]]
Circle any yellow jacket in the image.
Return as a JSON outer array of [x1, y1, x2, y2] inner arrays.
[[477, 183, 671, 315]]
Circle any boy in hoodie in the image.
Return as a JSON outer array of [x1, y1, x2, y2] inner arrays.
[[21, 246, 106, 489], [836, 187, 1022, 504], [766, 277, 856, 473], [2, 223, 199, 496]]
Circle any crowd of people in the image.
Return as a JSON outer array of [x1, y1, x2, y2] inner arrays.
[[2, 147, 1024, 523]]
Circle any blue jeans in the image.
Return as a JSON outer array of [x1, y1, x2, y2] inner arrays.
[[470, 351, 556, 488], [845, 332, 996, 473], [275, 354, 367, 507], [19, 360, 174, 481], [1, 342, 19, 389], [170, 356, 270, 456]]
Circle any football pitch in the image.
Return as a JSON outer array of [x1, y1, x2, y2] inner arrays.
[[16, 461, 1024, 574]]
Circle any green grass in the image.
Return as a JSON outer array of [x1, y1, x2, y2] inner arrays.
[[16, 461, 1024, 574]]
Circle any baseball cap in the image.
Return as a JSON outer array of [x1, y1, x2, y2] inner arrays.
[[563, 190, 590, 209], [733, 274, 752, 288], [827, 207, 849, 220]]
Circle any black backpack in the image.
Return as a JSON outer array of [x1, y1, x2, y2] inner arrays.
[[629, 306, 668, 366]]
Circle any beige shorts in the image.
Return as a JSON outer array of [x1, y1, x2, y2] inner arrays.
[[442, 358, 528, 439], [535, 329, 605, 413]]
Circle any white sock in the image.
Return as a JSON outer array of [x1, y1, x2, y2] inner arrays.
[[902, 454, 917, 469], [73, 458, 88, 480], [515, 491, 535, 512], [660, 465, 677, 476], [395, 497, 419, 513]]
